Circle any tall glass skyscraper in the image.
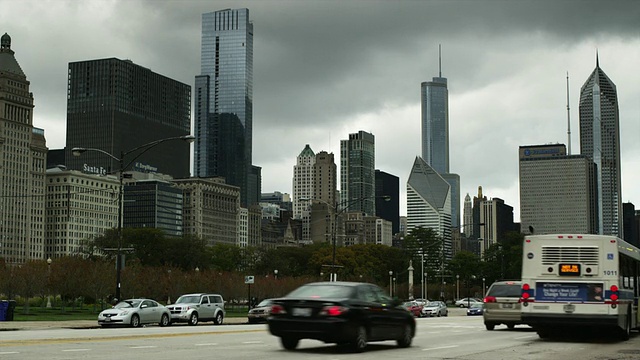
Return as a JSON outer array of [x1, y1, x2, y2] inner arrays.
[[579, 55, 622, 237], [340, 131, 376, 216], [195, 8, 253, 206]]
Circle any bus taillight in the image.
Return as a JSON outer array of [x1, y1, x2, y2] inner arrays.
[[610, 285, 619, 301], [521, 283, 534, 304]]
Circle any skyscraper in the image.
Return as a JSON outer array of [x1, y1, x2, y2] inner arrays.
[[406, 156, 452, 260], [340, 131, 376, 216], [375, 170, 400, 235], [421, 47, 460, 234], [579, 55, 622, 237], [0, 33, 47, 263], [195, 8, 254, 206], [463, 193, 472, 237], [65, 58, 191, 179], [292, 144, 315, 220]]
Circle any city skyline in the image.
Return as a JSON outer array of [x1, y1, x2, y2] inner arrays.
[[2, 1, 639, 221]]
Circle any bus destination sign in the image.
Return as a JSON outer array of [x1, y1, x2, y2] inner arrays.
[[559, 263, 581, 276]]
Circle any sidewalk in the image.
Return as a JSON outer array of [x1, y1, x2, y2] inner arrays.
[[0, 316, 249, 331]]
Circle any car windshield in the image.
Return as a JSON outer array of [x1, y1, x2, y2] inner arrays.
[[403, 302, 416, 307], [426, 302, 441, 307], [115, 300, 140, 309], [257, 299, 272, 307], [176, 296, 201, 304], [488, 284, 522, 297], [286, 284, 355, 299], [470, 303, 483, 309]]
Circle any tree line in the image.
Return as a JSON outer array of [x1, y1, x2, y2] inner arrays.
[[0, 227, 524, 307]]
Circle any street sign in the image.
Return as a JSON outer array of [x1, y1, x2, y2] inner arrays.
[[245, 275, 255, 284]]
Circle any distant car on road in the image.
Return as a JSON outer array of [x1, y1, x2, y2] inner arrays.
[[98, 298, 171, 328], [402, 301, 423, 317], [467, 303, 484, 316], [166, 293, 225, 326], [267, 281, 415, 353], [455, 298, 483, 308], [483, 280, 524, 330], [421, 301, 448, 317], [248, 298, 274, 323]]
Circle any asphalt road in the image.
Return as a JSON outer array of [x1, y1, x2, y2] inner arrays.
[[2, 311, 640, 359]]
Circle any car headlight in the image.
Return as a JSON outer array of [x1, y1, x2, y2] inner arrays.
[[120, 311, 130, 316]]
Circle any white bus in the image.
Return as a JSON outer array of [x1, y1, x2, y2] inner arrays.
[[520, 234, 640, 340]]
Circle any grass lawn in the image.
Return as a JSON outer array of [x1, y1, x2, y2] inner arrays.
[[9, 305, 250, 322]]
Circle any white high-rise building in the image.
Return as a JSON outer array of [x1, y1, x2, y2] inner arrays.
[[463, 193, 472, 237], [0, 33, 47, 263], [292, 144, 315, 219]]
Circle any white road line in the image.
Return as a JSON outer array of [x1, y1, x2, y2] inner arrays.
[[130, 346, 157, 349], [195, 343, 218, 346], [62, 349, 91, 352], [242, 341, 264, 344], [0, 352, 20, 355], [423, 345, 460, 351]]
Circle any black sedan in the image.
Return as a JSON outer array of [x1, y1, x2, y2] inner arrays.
[[267, 281, 415, 352]]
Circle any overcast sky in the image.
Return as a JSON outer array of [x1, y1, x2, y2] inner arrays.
[[2, 0, 639, 221]]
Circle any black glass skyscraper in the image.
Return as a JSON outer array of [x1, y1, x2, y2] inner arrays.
[[65, 58, 191, 178], [195, 8, 253, 206]]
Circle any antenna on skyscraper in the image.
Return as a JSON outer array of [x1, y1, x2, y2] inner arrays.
[[439, 44, 442, 77], [566, 71, 571, 155]]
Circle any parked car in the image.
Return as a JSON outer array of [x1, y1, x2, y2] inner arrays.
[[421, 301, 448, 317], [248, 298, 274, 323], [165, 293, 225, 326], [455, 297, 483, 308], [98, 298, 171, 328], [267, 281, 415, 353], [402, 301, 423, 317], [483, 280, 524, 330], [467, 303, 484, 316]]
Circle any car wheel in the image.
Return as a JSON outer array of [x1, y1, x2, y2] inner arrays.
[[352, 325, 368, 353], [159, 314, 170, 327], [459, 304, 465, 308], [437, 312, 441, 317], [485, 322, 495, 331], [620, 310, 631, 341], [445, 310, 448, 317], [507, 323, 515, 330], [214, 312, 224, 325], [131, 314, 140, 328], [397, 323, 413, 348], [281, 336, 299, 350], [537, 328, 551, 339], [189, 312, 199, 326]]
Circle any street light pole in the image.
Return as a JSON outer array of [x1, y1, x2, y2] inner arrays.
[[389, 270, 393, 297], [72, 134, 194, 302]]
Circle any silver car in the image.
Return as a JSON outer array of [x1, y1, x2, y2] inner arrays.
[[248, 299, 274, 323], [98, 298, 171, 328], [166, 293, 225, 326], [421, 301, 448, 317]]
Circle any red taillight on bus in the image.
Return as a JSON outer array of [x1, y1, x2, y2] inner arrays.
[[270, 304, 286, 315], [522, 283, 531, 291], [610, 285, 619, 301], [483, 296, 496, 303], [521, 283, 534, 304]]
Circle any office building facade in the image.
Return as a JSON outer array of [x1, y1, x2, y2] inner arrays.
[[375, 170, 400, 235], [0, 33, 48, 263], [406, 156, 452, 260], [123, 179, 184, 236], [579, 56, 622, 237], [194, 8, 254, 206], [519, 144, 597, 235], [65, 58, 191, 179], [340, 131, 376, 216], [421, 75, 449, 174], [45, 168, 119, 258]]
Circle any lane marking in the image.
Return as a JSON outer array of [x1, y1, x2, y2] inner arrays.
[[0, 352, 19, 355], [242, 341, 263, 344], [130, 346, 157, 349], [195, 343, 218, 346], [423, 345, 459, 351], [63, 349, 91, 352]]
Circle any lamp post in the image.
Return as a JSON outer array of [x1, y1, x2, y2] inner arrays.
[[72, 134, 195, 302], [46, 257, 52, 308], [456, 274, 460, 300], [421, 253, 425, 301], [302, 195, 390, 282], [274, 269, 278, 280], [389, 270, 393, 297], [482, 277, 486, 298]]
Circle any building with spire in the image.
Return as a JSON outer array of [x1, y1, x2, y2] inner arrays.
[[292, 144, 315, 220], [0, 33, 48, 263], [463, 193, 472, 237], [579, 54, 622, 237], [194, 8, 256, 206], [421, 46, 460, 232]]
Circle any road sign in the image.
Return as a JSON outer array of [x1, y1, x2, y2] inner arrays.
[[245, 275, 255, 284]]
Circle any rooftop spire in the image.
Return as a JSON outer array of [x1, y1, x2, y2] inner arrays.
[[438, 44, 442, 77], [596, 49, 599, 68]]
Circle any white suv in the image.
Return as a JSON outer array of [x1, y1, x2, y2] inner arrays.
[[166, 293, 225, 326]]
